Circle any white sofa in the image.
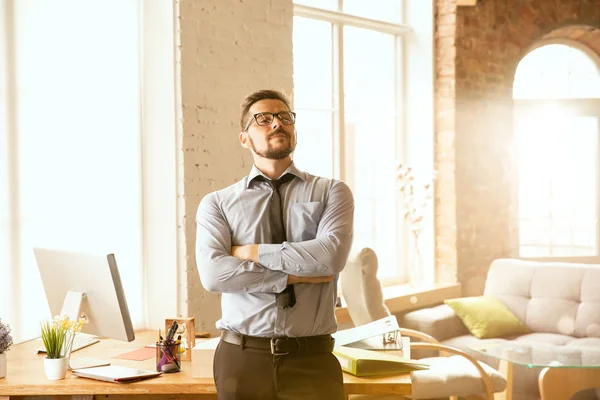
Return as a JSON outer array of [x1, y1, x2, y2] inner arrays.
[[400, 258, 600, 400]]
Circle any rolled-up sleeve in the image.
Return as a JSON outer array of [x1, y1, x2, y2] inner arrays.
[[196, 193, 288, 294], [258, 181, 354, 276]]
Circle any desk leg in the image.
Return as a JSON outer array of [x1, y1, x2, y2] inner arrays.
[[0, 395, 9, 400], [494, 359, 513, 400], [539, 367, 600, 400]]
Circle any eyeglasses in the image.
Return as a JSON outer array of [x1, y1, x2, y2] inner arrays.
[[244, 111, 296, 131]]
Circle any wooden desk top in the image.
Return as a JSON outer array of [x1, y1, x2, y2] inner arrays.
[[0, 330, 411, 396]]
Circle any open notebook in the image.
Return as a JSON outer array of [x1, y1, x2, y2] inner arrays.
[[72, 365, 161, 383]]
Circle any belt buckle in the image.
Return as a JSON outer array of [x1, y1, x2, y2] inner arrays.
[[270, 338, 300, 355], [270, 338, 289, 355]]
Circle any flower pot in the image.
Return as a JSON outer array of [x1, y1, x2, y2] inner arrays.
[[44, 357, 68, 380], [0, 352, 6, 378]]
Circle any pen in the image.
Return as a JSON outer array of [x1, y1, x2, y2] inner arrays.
[[166, 321, 178, 342]]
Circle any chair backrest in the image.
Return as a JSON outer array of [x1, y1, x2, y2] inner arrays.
[[340, 247, 390, 326]]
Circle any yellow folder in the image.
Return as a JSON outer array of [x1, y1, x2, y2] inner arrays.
[[333, 345, 429, 377]]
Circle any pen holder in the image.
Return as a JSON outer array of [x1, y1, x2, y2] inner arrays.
[[156, 341, 181, 373]]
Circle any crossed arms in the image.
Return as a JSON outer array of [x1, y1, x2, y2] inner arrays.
[[196, 181, 354, 294]]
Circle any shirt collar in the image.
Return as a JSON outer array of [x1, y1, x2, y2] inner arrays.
[[246, 162, 306, 189]]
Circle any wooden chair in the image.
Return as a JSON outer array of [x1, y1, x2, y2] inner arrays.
[[340, 248, 507, 400]]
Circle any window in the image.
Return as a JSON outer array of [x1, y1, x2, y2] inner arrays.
[[1, 1, 178, 342], [513, 44, 600, 257], [292, 2, 434, 283]]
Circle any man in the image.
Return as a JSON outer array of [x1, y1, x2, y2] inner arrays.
[[196, 89, 354, 400]]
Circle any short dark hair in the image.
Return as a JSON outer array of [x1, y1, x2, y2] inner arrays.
[[240, 89, 292, 130]]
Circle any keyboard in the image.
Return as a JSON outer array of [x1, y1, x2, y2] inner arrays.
[[36, 333, 100, 354]]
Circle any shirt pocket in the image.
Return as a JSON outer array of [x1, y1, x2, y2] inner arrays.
[[290, 201, 324, 241]]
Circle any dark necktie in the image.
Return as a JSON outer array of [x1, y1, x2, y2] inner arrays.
[[255, 173, 296, 309]]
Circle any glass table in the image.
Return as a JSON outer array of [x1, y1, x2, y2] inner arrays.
[[471, 340, 600, 400]]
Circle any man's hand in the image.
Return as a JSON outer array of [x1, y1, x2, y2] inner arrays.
[[231, 244, 259, 262], [287, 275, 334, 284]]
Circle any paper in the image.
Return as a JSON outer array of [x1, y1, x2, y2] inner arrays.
[[333, 315, 401, 348], [333, 345, 428, 377], [192, 337, 220, 350], [112, 347, 156, 361]]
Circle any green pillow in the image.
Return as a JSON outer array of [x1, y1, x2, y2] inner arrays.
[[444, 295, 530, 339]]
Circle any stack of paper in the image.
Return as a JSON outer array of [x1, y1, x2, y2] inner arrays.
[[333, 345, 429, 377]]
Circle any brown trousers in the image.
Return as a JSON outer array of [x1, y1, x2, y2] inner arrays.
[[213, 340, 346, 400]]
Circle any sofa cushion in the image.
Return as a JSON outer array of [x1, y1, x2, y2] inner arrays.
[[578, 267, 600, 337], [401, 304, 470, 342], [484, 259, 600, 338], [564, 337, 600, 349], [444, 295, 530, 339], [513, 332, 576, 346], [409, 355, 507, 399]]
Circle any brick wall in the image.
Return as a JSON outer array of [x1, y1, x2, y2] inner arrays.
[[177, 0, 293, 335], [434, 0, 458, 286], [435, 0, 600, 296]]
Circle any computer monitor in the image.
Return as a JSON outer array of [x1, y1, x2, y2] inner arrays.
[[33, 248, 135, 342]]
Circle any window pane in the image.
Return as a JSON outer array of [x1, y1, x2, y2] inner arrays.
[[10, 0, 143, 341], [514, 44, 600, 257], [293, 109, 333, 178], [343, 0, 401, 23], [293, 17, 334, 178], [516, 114, 598, 256], [514, 44, 600, 99], [343, 26, 398, 278], [293, 17, 333, 110]]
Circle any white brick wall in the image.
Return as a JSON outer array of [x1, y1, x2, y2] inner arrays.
[[177, 0, 294, 335]]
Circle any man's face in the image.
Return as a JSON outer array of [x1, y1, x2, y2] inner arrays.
[[241, 99, 296, 160]]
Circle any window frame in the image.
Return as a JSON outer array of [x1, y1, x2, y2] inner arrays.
[[292, 2, 435, 285], [512, 40, 600, 261], [1, 0, 180, 341]]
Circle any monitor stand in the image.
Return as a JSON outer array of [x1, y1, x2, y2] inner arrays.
[[60, 290, 111, 370], [60, 290, 87, 323]]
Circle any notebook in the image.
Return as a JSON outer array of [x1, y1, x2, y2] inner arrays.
[[72, 365, 162, 383], [333, 345, 429, 377]]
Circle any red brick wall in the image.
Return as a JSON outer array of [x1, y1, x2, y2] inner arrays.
[[435, 0, 600, 295]]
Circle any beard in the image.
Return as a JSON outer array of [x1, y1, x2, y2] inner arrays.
[[248, 129, 296, 160]]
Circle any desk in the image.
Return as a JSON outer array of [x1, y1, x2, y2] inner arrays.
[[0, 330, 411, 400]]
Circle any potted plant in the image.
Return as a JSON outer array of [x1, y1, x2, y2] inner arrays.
[[40, 315, 84, 380], [0, 319, 14, 379]]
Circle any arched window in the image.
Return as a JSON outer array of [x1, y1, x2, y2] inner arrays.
[[513, 44, 600, 258]]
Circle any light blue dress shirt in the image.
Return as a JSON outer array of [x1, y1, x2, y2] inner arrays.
[[196, 163, 354, 338]]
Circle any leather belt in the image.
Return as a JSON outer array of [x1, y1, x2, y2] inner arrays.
[[220, 330, 335, 355]]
